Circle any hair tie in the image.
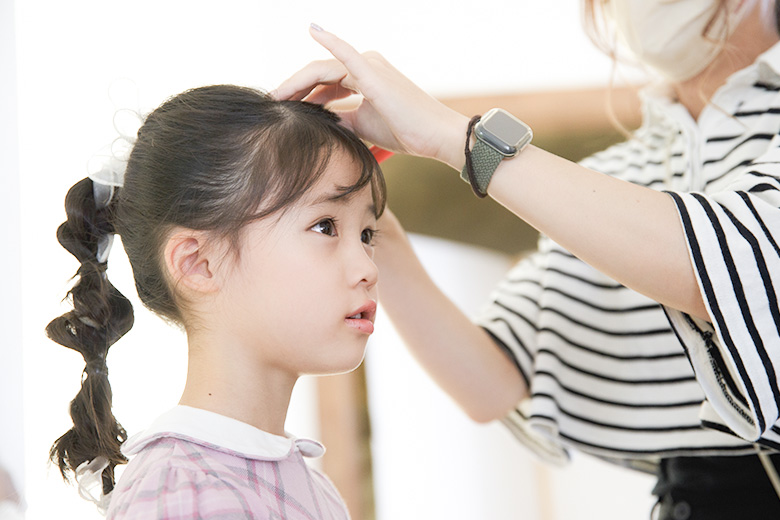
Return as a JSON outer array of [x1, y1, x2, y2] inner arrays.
[[77, 262, 108, 277], [84, 357, 108, 377], [463, 115, 485, 198]]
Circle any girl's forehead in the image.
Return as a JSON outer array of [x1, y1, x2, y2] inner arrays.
[[299, 152, 366, 203], [318, 149, 363, 183]]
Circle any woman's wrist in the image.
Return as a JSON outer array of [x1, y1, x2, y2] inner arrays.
[[433, 112, 471, 171]]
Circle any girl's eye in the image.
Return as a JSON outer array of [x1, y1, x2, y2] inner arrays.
[[312, 218, 337, 237], [361, 228, 376, 246]]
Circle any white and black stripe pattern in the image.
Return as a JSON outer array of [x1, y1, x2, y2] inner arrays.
[[666, 163, 780, 447], [477, 43, 780, 465]]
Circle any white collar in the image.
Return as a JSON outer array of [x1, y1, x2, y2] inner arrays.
[[755, 40, 780, 85], [637, 41, 780, 131], [716, 39, 780, 91], [122, 405, 325, 461]]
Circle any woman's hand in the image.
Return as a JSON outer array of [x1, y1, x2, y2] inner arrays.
[[274, 25, 470, 169]]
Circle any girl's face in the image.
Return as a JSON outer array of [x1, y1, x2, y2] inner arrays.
[[214, 150, 379, 378]]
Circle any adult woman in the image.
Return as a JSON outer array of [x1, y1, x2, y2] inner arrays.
[[277, 0, 780, 518]]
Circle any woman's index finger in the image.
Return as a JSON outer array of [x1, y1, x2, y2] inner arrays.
[[273, 27, 366, 101], [308, 25, 371, 82], [273, 58, 348, 101]]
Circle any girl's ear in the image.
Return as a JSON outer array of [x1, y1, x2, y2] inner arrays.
[[163, 229, 220, 294]]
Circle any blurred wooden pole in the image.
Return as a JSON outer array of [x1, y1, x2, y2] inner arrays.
[[317, 366, 374, 520]]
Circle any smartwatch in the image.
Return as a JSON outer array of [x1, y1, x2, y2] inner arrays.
[[460, 108, 533, 196]]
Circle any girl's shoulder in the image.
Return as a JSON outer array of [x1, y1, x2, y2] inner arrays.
[[107, 435, 271, 519], [107, 434, 350, 520], [106, 407, 350, 519]]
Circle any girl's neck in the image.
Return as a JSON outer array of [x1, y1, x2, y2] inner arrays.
[[673, 4, 779, 120], [179, 331, 297, 437]]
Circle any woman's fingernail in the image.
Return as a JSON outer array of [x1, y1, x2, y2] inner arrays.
[[310, 23, 324, 32]]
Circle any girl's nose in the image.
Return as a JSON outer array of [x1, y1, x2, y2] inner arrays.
[[349, 242, 379, 289]]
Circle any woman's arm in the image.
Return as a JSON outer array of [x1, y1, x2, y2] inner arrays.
[[375, 210, 527, 422], [275, 27, 708, 320], [487, 145, 708, 320]]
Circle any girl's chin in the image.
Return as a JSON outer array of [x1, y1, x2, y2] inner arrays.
[[308, 351, 368, 377]]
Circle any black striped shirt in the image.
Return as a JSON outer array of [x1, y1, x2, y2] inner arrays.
[[477, 43, 780, 468]]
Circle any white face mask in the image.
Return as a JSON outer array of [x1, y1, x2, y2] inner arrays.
[[605, 0, 748, 82]]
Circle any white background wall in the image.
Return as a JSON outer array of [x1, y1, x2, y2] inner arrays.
[[1, 0, 24, 510], [7, 0, 656, 518]]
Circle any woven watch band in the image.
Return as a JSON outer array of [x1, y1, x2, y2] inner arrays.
[[460, 114, 505, 198], [460, 137, 504, 197]]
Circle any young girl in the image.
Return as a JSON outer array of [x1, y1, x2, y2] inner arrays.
[[46, 84, 386, 518]]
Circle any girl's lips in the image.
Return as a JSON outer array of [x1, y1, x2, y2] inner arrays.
[[345, 301, 377, 334]]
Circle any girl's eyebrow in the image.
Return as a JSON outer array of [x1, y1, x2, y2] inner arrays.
[[309, 192, 377, 219], [311, 188, 377, 215], [312, 187, 357, 204]]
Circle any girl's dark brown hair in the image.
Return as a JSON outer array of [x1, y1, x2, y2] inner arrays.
[[47, 85, 387, 494]]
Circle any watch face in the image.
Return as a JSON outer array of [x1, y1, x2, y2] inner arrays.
[[476, 109, 532, 156]]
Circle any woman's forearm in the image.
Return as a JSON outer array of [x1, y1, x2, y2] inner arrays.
[[484, 145, 708, 320], [376, 212, 527, 422]]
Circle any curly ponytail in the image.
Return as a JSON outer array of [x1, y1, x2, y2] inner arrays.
[[46, 177, 134, 495]]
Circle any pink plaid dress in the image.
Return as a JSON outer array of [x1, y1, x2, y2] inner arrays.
[[106, 406, 350, 519]]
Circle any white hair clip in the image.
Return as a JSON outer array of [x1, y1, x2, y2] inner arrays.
[[86, 79, 144, 264]]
